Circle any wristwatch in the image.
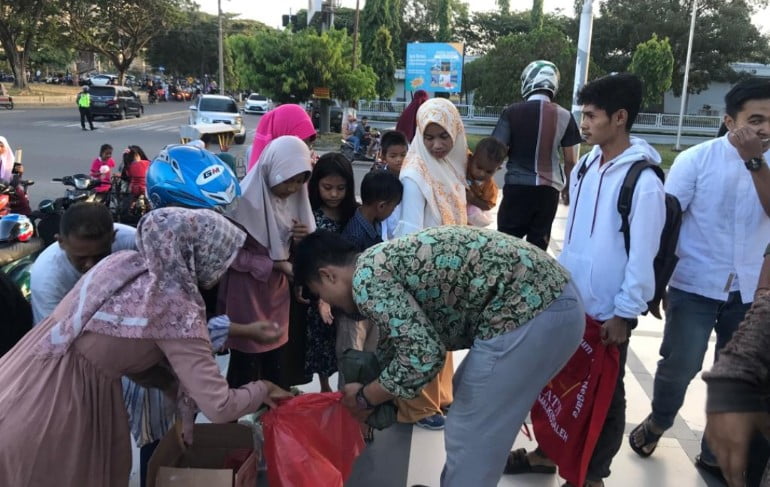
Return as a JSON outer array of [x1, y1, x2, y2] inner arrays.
[[355, 386, 375, 410], [745, 156, 765, 172]]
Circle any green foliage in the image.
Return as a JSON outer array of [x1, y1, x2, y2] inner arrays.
[[370, 27, 396, 98], [400, 0, 470, 52], [0, 0, 60, 89], [629, 34, 674, 109], [531, 0, 544, 30], [227, 28, 376, 103], [64, 0, 186, 83], [497, 0, 510, 13], [591, 0, 770, 95], [464, 25, 576, 107], [146, 9, 218, 77], [361, 0, 394, 63]]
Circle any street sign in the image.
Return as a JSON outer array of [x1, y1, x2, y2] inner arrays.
[[313, 87, 331, 99]]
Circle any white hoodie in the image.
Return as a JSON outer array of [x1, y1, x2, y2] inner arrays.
[[559, 137, 666, 321]]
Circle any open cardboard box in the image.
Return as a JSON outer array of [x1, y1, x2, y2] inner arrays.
[[147, 423, 259, 487]]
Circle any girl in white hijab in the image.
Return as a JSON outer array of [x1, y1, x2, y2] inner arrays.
[[218, 136, 316, 389], [0, 136, 15, 183], [395, 98, 469, 236]]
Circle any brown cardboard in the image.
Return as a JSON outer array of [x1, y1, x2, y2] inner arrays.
[[148, 423, 258, 487]]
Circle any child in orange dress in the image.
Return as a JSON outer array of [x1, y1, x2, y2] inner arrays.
[[466, 137, 507, 227]]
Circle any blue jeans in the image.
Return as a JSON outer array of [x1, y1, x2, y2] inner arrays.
[[347, 135, 361, 153], [651, 287, 750, 462]]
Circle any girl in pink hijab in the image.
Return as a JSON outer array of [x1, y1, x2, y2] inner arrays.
[[247, 104, 317, 171]]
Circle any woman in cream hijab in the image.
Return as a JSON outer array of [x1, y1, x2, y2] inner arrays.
[[394, 97, 468, 429], [396, 97, 468, 236], [219, 136, 316, 389]]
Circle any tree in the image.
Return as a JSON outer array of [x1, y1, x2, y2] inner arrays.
[[455, 11, 532, 55], [0, 0, 59, 89], [147, 9, 218, 78], [399, 0, 470, 56], [227, 28, 376, 103], [437, 0, 452, 41], [497, 0, 510, 13], [629, 34, 674, 109], [531, 0, 544, 30], [464, 25, 576, 108], [64, 0, 185, 84], [590, 0, 770, 95], [361, 0, 393, 64], [370, 27, 396, 98]]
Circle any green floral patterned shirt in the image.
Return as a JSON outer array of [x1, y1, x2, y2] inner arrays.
[[353, 225, 570, 399]]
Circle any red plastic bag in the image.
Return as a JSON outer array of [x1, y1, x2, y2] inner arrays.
[[261, 392, 365, 487], [530, 316, 620, 487]]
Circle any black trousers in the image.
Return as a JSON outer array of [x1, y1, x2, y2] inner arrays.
[[497, 184, 560, 251], [585, 340, 629, 481], [226, 347, 288, 389], [79, 107, 94, 129]]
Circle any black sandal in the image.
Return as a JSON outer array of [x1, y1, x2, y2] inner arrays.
[[504, 448, 557, 475], [629, 416, 663, 458], [694, 454, 726, 483]]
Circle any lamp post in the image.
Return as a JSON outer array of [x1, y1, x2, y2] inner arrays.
[[675, 0, 698, 151]]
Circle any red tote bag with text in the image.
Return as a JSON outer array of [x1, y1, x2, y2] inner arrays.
[[530, 316, 620, 487]]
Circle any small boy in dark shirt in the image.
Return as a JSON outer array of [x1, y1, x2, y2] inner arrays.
[[342, 170, 403, 252]]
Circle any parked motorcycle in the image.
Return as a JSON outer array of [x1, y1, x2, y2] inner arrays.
[[0, 213, 43, 299], [0, 175, 33, 217]]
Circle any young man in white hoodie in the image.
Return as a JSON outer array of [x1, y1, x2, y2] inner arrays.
[[504, 73, 666, 487], [629, 78, 770, 480]]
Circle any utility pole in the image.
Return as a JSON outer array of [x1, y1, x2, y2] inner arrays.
[[352, 0, 360, 69], [218, 0, 225, 95], [571, 0, 594, 126], [675, 0, 697, 151]]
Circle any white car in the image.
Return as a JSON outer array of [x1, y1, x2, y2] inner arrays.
[[189, 95, 246, 144], [90, 74, 118, 86], [243, 93, 271, 114]]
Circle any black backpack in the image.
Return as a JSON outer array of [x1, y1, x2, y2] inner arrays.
[[577, 155, 682, 319]]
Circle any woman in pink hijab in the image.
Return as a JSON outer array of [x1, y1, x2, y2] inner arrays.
[[247, 104, 317, 171]]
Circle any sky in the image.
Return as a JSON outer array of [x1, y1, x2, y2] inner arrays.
[[199, 0, 770, 33]]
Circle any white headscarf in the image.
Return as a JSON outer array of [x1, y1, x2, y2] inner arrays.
[[0, 136, 15, 183], [228, 136, 315, 261], [399, 98, 468, 226]]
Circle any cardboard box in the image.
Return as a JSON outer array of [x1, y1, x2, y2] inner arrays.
[[148, 423, 259, 487]]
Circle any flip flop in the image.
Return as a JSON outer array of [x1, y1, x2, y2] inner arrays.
[[504, 448, 557, 475], [694, 454, 726, 483], [629, 416, 663, 458]]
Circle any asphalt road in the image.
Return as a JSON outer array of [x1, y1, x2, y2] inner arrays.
[[1, 103, 264, 207]]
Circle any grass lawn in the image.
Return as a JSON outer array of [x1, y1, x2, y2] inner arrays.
[[467, 134, 685, 170], [3, 83, 81, 96]]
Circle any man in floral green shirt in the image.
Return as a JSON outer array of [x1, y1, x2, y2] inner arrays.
[[295, 225, 585, 486]]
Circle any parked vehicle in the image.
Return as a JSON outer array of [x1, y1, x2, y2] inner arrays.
[[89, 85, 143, 120], [0, 213, 43, 299], [243, 93, 271, 114], [0, 177, 33, 217], [309, 100, 343, 133], [189, 95, 246, 144], [90, 74, 119, 86]]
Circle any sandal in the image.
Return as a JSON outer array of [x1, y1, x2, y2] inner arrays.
[[628, 416, 663, 458], [504, 448, 557, 475], [694, 454, 726, 483]]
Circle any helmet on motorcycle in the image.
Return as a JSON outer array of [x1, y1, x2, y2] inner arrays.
[[146, 144, 241, 212], [0, 214, 34, 242], [520, 60, 560, 99]]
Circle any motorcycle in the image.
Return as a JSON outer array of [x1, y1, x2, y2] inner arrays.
[[0, 176, 34, 217], [148, 90, 158, 105], [0, 213, 43, 299]]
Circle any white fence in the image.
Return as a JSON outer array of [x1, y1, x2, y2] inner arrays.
[[357, 100, 723, 135]]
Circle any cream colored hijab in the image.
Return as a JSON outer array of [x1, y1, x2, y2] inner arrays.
[[400, 98, 468, 225], [228, 136, 315, 261]]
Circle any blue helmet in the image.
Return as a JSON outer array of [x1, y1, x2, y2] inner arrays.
[[146, 145, 241, 211], [0, 214, 34, 242]]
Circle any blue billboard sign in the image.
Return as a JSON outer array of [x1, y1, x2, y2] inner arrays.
[[406, 42, 464, 93]]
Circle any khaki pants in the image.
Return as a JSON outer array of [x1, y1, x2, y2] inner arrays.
[[396, 354, 454, 423]]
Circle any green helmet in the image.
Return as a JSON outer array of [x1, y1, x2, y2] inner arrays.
[[520, 60, 560, 99]]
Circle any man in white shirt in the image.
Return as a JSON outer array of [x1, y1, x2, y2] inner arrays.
[[504, 74, 666, 487], [30, 202, 136, 324], [630, 78, 770, 476]]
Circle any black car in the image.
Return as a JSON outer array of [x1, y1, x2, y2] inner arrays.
[[309, 100, 343, 133], [89, 85, 143, 120]]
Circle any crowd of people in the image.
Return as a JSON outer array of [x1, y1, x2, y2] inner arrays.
[[0, 62, 769, 487]]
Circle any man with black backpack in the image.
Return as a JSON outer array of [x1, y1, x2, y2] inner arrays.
[[630, 77, 770, 482], [504, 73, 667, 487]]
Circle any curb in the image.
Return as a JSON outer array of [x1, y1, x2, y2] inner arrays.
[[102, 110, 188, 128]]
